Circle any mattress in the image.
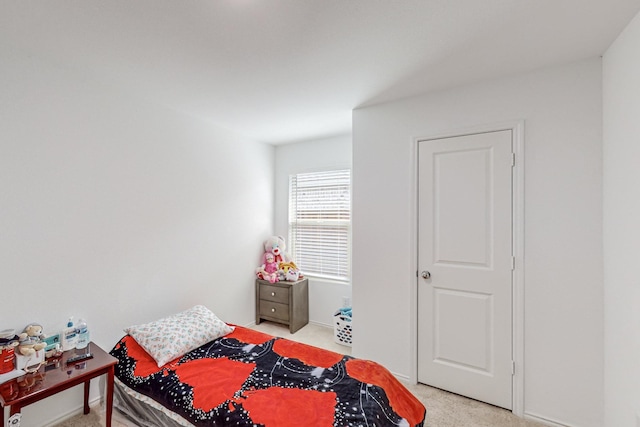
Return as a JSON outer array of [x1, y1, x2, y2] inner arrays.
[[110, 325, 425, 426]]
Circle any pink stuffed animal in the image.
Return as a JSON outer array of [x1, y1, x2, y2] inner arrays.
[[263, 253, 279, 283], [256, 252, 280, 283]]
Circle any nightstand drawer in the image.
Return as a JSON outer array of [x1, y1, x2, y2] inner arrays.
[[259, 301, 289, 322], [259, 284, 289, 304]]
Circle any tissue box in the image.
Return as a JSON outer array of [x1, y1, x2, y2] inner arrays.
[[15, 349, 44, 370]]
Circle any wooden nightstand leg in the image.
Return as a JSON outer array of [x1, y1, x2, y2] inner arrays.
[[106, 366, 114, 427], [84, 380, 90, 414]]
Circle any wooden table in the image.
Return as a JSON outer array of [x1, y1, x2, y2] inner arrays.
[[0, 342, 117, 426]]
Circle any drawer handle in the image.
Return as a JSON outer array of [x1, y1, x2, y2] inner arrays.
[[271, 292, 276, 296], [271, 308, 276, 312]]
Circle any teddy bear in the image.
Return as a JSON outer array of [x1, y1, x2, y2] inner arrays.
[[18, 324, 46, 356], [263, 236, 291, 265]]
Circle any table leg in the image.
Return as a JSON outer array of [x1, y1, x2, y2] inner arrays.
[[84, 379, 90, 414], [106, 366, 114, 427]]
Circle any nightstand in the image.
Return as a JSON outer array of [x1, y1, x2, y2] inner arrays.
[[256, 278, 309, 333]]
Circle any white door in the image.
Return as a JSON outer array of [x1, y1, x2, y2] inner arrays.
[[417, 130, 513, 409]]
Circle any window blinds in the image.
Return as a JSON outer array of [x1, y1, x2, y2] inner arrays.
[[289, 169, 351, 282]]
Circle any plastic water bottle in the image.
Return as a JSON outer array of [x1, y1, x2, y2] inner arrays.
[[62, 317, 77, 351], [76, 319, 90, 349]]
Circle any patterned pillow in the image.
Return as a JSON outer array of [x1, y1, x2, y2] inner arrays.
[[124, 305, 234, 367]]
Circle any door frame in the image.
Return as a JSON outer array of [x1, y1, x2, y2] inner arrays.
[[409, 120, 525, 416]]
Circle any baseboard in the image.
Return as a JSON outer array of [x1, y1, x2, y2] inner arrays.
[[524, 411, 575, 427], [42, 396, 102, 427], [308, 320, 332, 329], [391, 371, 411, 383]]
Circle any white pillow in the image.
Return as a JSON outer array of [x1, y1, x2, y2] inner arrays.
[[124, 305, 234, 367]]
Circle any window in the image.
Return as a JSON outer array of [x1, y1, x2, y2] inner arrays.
[[288, 169, 351, 282]]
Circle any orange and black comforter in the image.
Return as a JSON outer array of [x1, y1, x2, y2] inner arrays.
[[110, 326, 426, 426]]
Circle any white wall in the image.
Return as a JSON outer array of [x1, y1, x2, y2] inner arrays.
[[274, 135, 352, 327], [0, 49, 273, 425], [603, 10, 640, 427], [352, 59, 603, 427]]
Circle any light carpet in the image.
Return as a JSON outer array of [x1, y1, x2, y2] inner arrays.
[[55, 322, 543, 427]]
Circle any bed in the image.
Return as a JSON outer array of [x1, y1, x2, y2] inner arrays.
[[109, 307, 425, 427]]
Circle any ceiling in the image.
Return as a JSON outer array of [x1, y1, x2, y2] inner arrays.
[[2, 1, 639, 144]]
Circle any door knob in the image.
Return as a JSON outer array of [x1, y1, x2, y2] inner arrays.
[[421, 271, 431, 279]]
